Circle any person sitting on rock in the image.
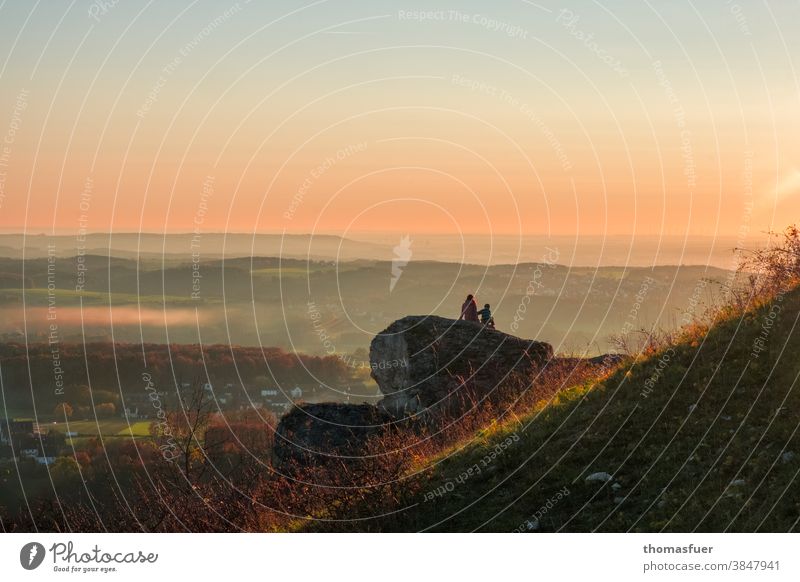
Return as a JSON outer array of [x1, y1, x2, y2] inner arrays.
[[477, 303, 495, 329], [460, 294, 479, 322]]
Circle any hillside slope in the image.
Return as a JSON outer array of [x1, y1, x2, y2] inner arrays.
[[373, 287, 800, 532]]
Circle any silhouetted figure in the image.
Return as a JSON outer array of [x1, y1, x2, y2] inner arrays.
[[460, 294, 479, 322], [478, 303, 495, 329]]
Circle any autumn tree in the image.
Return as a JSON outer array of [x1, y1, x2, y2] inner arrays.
[[54, 402, 73, 419], [738, 225, 800, 302], [94, 402, 116, 418], [51, 456, 81, 485]]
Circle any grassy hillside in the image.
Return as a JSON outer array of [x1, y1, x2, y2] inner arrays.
[[373, 286, 800, 532]]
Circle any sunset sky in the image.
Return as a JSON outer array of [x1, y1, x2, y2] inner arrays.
[[0, 0, 797, 240]]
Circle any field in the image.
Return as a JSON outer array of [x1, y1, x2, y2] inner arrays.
[[30, 418, 153, 440], [251, 263, 366, 277], [0, 288, 217, 305], [62, 419, 152, 437], [251, 267, 318, 278]]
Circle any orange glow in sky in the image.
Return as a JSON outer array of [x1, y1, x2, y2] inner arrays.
[[0, 1, 797, 240]]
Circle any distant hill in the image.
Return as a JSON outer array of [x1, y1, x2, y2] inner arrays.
[[0, 232, 769, 268], [0, 252, 736, 353], [0, 232, 388, 262]]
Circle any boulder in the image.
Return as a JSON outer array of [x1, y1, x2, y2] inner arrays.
[[585, 472, 614, 483], [273, 403, 393, 468], [524, 518, 540, 531], [370, 315, 553, 418], [274, 316, 554, 467]]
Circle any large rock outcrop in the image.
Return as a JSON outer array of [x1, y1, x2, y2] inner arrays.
[[273, 403, 393, 468], [370, 316, 553, 418], [273, 316, 554, 468]]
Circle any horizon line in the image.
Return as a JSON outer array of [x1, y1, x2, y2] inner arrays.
[[0, 230, 752, 239]]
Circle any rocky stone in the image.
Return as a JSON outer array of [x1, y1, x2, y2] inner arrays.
[[587, 353, 625, 367], [585, 471, 614, 483], [273, 402, 394, 468], [560, 353, 623, 370], [274, 315, 555, 468], [370, 315, 553, 418], [524, 518, 540, 531]]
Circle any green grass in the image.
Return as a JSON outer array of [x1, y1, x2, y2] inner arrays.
[[366, 287, 800, 532], [2, 415, 152, 443], [0, 409, 34, 421], [117, 421, 152, 437], [56, 418, 152, 438]]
